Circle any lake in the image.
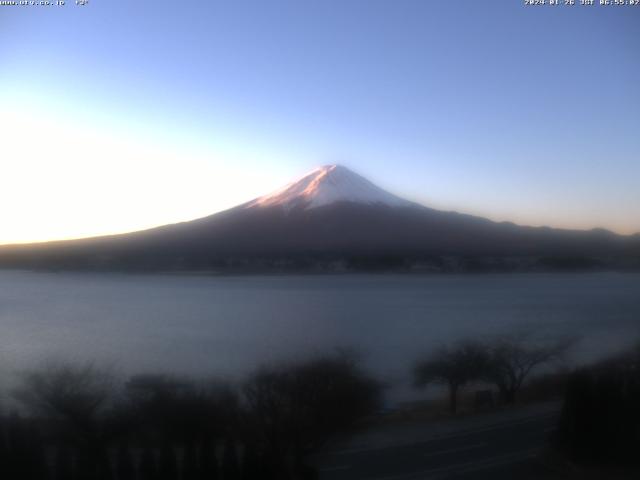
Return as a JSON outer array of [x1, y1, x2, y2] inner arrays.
[[1, 270, 639, 403]]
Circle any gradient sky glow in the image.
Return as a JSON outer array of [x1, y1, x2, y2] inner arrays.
[[1, 0, 639, 244]]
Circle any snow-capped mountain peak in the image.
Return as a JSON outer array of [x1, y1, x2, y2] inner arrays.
[[245, 164, 413, 211]]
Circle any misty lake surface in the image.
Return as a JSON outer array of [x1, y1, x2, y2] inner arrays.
[[1, 270, 640, 403]]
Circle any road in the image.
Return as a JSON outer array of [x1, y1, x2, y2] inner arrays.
[[315, 402, 560, 480]]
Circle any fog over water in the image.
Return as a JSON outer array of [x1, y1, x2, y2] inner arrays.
[[1, 270, 639, 403]]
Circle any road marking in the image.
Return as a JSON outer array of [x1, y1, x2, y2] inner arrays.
[[422, 442, 487, 458]]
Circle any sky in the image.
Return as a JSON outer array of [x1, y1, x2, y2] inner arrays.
[[1, 0, 639, 244]]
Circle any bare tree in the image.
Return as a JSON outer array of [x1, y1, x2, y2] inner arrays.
[[484, 333, 573, 404], [13, 361, 115, 479], [413, 341, 489, 414], [14, 361, 114, 431], [242, 353, 381, 478]]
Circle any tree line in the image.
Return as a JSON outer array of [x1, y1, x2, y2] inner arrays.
[[0, 332, 584, 479], [413, 333, 573, 414], [0, 353, 380, 480]]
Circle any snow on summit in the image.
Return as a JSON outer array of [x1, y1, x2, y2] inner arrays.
[[245, 165, 413, 211]]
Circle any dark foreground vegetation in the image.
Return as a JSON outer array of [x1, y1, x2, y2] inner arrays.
[[2, 335, 639, 479], [413, 333, 574, 414], [557, 343, 640, 468], [0, 354, 380, 480]]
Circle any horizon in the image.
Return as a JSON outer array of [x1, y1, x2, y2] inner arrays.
[[1, 162, 638, 247], [2, 1, 639, 243]]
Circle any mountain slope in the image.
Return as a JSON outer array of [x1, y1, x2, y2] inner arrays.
[[0, 165, 638, 272]]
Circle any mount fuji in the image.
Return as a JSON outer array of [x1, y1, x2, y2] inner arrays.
[[0, 165, 638, 272], [244, 164, 414, 211]]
